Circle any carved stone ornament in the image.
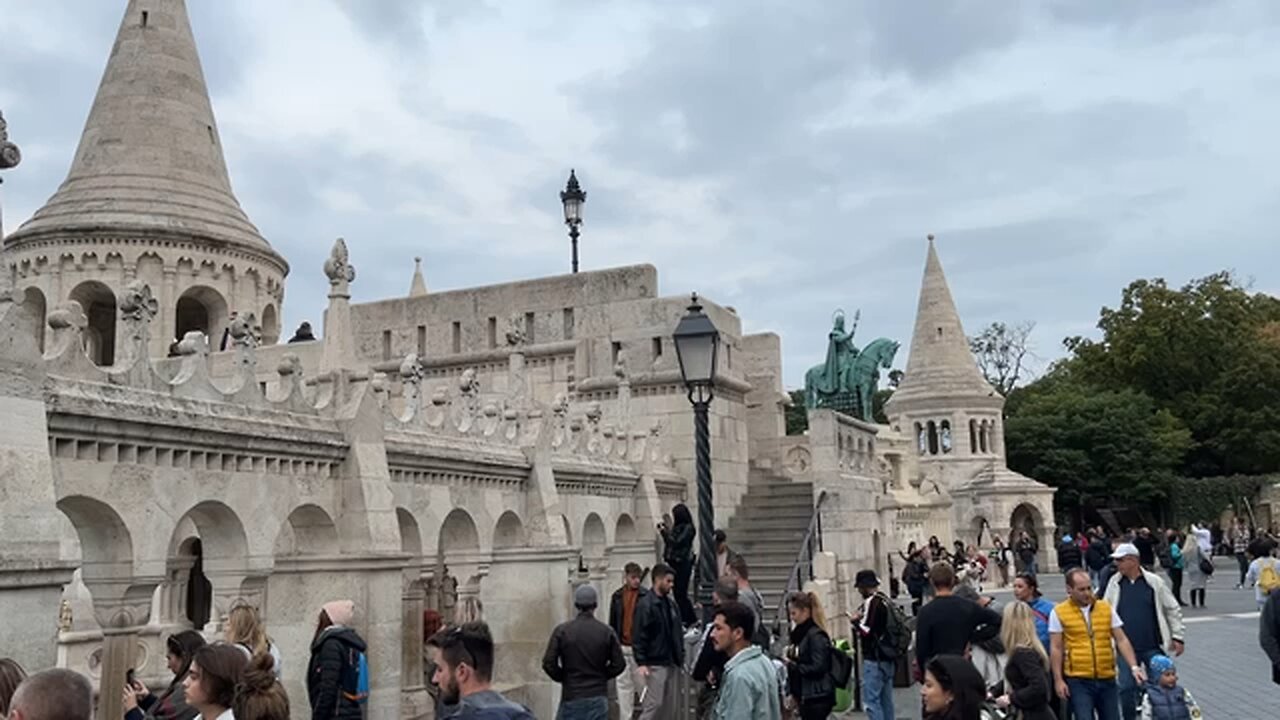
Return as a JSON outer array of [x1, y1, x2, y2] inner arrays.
[[323, 237, 357, 286], [504, 314, 527, 347], [118, 281, 158, 322], [228, 311, 260, 348], [0, 111, 20, 170]]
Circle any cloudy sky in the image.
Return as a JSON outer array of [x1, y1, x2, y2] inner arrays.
[[2, 0, 1277, 388]]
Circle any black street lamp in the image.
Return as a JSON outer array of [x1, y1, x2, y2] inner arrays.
[[672, 293, 720, 624], [560, 169, 586, 273]]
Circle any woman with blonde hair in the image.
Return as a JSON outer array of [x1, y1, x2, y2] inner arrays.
[[785, 591, 835, 720], [994, 602, 1055, 720], [225, 604, 283, 679]]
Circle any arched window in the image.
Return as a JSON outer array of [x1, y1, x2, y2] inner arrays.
[[69, 281, 117, 366], [175, 286, 229, 343], [940, 420, 952, 454], [21, 287, 47, 353], [260, 304, 280, 345], [969, 419, 978, 453], [979, 420, 989, 453], [915, 423, 926, 455], [927, 420, 939, 455]]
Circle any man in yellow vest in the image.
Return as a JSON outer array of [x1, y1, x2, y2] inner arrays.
[[1050, 568, 1145, 720]]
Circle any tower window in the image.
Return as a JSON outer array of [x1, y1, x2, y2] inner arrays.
[[652, 337, 662, 359], [451, 321, 461, 353], [141, 11, 149, 27], [487, 317, 497, 349], [969, 419, 978, 453], [381, 330, 392, 361], [416, 325, 426, 356], [525, 312, 536, 344], [940, 420, 952, 454], [563, 308, 575, 340], [927, 421, 939, 455]]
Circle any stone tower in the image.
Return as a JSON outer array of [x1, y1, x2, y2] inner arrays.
[[884, 236, 1056, 555], [1, 0, 288, 363]]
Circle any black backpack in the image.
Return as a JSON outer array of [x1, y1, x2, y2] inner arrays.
[[875, 593, 913, 661], [829, 640, 853, 688]]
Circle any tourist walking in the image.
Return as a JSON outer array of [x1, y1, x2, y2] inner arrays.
[[784, 591, 835, 720], [904, 547, 930, 614], [6, 668, 94, 720], [432, 622, 535, 718], [185, 644, 250, 720], [1245, 538, 1280, 609], [608, 562, 647, 719], [1132, 529, 1156, 571], [1058, 534, 1083, 573], [1102, 543, 1185, 720], [232, 652, 291, 720], [1259, 584, 1280, 685], [632, 563, 684, 720], [1181, 538, 1209, 608], [0, 658, 26, 718], [1231, 518, 1252, 588], [225, 604, 284, 679], [307, 600, 368, 720], [1086, 532, 1111, 590], [692, 579, 740, 719], [928, 536, 948, 564], [542, 584, 626, 720], [915, 563, 1002, 674], [715, 529, 742, 581], [920, 655, 987, 720], [850, 570, 895, 720], [995, 602, 1056, 720], [728, 556, 769, 647], [1017, 531, 1040, 576], [1014, 572, 1057, 653], [712, 601, 782, 720], [992, 536, 1014, 588], [1137, 654, 1201, 720], [124, 629, 205, 720], [659, 504, 697, 625], [1050, 568, 1146, 720]]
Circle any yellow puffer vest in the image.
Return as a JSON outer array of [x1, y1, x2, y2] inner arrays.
[[1054, 598, 1117, 680]]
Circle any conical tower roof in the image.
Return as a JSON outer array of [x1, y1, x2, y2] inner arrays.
[[887, 236, 996, 408], [4, 0, 278, 260], [409, 257, 428, 296]]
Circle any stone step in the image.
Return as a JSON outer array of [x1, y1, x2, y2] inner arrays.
[[731, 500, 816, 515], [727, 515, 815, 530]]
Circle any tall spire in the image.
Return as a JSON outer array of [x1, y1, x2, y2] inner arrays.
[[890, 235, 994, 404], [4, 0, 276, 256], [408, 257, 428, 296]]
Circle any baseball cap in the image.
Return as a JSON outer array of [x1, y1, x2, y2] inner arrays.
[[1110, 542, 1140, 559]]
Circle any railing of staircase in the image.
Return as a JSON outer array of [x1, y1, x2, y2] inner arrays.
[[771, 489, 829, 638]]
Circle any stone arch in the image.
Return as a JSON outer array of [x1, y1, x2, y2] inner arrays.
[[493, 511, 527, 550], [940, 420, 952, 454], [261, 303, 279, 345], [615, 514, 638, 544], [561, 514, 575, 547], [274, 504, 340, 556], [56, 495, 132, 589], [21, 286, 47, 352], [970, 516, 989, 546], [915, 422, 925, 455], [979, 420, 990, 453], [175, 285, 229, 342], [397, 508, 423, 558], [926, 420, 939, 455], [1010, 503, 1044, 538], [969, 419, 978, 453], [582, 513, 607, 562], [68, 280, 116, 366], [439, 509, 481, 554], [169, 500, 250, 575]]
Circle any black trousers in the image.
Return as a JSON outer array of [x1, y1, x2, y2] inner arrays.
[[673, 558, 696, 625], [799, 700, 835, 720], [1237, 552, 1250, 585], [1169, 568, 1184, 604]]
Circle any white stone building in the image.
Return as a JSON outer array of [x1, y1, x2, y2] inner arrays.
[[0, 1, 1054, 718]]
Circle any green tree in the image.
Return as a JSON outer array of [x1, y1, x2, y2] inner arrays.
[[786, 389, 808, 435], [1063, 272, 1280, 476], [969, 321, 1035, 395], [1004, 376, 1192, 516]]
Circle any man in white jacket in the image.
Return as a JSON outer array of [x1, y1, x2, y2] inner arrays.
[[1103, 543, 1186, 720]]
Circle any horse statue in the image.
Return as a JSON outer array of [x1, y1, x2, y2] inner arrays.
[[803, 336, 899, 421]]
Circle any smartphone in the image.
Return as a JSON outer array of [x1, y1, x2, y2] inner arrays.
[[126, 668, 137, 688]]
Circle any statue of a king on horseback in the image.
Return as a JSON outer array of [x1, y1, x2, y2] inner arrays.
[[803, 309, 899, 422]]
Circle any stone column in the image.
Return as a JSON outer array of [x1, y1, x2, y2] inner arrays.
[[401, 571, 430, 719], [483, 547, 571, 718]]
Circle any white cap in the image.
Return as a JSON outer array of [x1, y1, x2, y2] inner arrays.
[[1110, 542, 1140, 559]]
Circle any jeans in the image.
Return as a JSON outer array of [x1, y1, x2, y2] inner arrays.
[[557, 696, 608, 720], [1066, 677, 1119, 720], [1117, 649, 1159, 720], [1237, 552, 1250, 585], [862, 659, 895, 720], [616, 646, 638, 719], [1025, 557, 1040, 576]]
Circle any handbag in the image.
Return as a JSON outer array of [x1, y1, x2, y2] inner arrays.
[[1199, 556, 1214, 575]]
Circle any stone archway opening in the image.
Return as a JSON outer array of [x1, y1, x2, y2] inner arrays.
[[176, 536, 213, 629], [493, 511, 527, 551], [21, 286, 47, 353], [1010, 503, 1048, 572], [582, 513, 607, 566], [436, 509, 481, 623], [68, 280, 116, 366], [615, 514, 637, 544], [274, 504, 340, 557], [168, 501, 252, 629], [260, 303, 279, 345], [174, 285, 228, 344]]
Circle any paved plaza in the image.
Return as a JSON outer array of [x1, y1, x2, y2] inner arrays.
[[846, 556, 1274, 719]]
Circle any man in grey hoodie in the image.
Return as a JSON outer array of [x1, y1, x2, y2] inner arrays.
[[432, 622, 534, 719]]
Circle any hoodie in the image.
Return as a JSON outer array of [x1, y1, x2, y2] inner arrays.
[[307, 626, 368, 720]]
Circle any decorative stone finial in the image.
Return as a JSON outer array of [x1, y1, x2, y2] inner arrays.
[[323, 238, 356, 295], [927, 233, 935, 242], [0, 110, 20, 170], [228, 311, 260, 349], [118, 281, 158, 322], [409, 256, 428, 297], [505, 314, 527, 347]]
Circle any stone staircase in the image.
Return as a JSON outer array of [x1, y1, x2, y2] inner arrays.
[[724, 471, 818, 629]]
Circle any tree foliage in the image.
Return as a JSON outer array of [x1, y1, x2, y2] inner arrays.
[[786, 389, 808, 435], [969, 321, 1035, 395]]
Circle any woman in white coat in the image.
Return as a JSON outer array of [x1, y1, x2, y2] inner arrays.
[[1182, 536, 1208, 608]]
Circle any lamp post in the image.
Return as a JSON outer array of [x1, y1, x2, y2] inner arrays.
[[559, 169, 586, 273], [673, 293, 720, 624]]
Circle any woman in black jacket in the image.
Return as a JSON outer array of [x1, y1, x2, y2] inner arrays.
[[659, 503, 697, 625], [124, 629, 206, 720], [994, 603, 1056, 720], [921, 655, 987, 720], [307, 600, 368, 720], [784, 591, 835, 720]]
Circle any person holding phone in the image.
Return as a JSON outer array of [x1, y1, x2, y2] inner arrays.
[[124, 630, 206, 720]]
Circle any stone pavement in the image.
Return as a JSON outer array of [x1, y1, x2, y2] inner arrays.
[[840, 557, 1276, 719]]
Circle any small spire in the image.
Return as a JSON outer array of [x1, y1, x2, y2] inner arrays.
[[409, 256, 428, 297]]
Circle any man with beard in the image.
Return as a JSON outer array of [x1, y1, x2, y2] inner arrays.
[[632, 563, 684, 720], [691, 579, 740, 718], [431, 622, 534, 719], [711, 601, 782, 719]]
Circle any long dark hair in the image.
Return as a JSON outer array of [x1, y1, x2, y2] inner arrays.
[[166, 630, 206, 690], [924, 655, 986, 720], [672, 503, 693, 527], [311, 609, 333, 646]]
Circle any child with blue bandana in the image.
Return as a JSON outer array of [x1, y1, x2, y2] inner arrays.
[[1138, 654, 1202, 719]]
